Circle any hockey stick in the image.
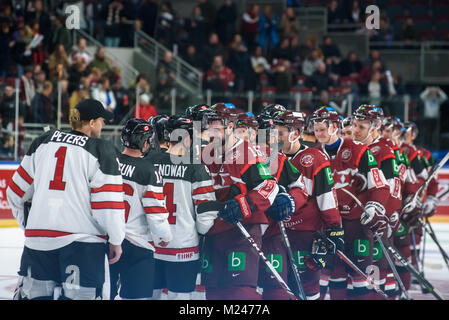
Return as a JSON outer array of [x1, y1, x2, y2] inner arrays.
[[402, 151, 449, 214], [340, 188, 410, 300], [279, 221, 307, 300], [235, 222, 298, 300], [419, 218, 449, 270], [410, 229, 427, 293]]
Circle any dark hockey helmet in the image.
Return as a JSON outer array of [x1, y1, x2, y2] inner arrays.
[[342, 116, 353, 129], [184, 103, 211, 121], [121, 118, 152, 150], [273, 110, 306, 133], [353, 105, 384, 122], [164, 115, 193, 142], [257, 114, 275, 130], [259, 103, 287, 119], [148, 114, 169, 143], [236, 112, 259, 130], [202, 102, 239, 128], [310, 106, 342, 125]]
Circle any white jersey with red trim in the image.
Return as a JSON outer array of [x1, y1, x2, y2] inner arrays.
[[118, 153, 172, 251], [151, 151, 218, 262], [6, 129, 126, 251]]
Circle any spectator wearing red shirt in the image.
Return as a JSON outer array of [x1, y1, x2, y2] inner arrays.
[[204, 55, 235, 93], [134, 93, 157, 120]]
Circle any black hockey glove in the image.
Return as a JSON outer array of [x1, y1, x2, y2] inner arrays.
[[325, 226, 345, 254], [218, 194, 254, 225], [265, 185, 296, 221], [305, 237, 330, 271]]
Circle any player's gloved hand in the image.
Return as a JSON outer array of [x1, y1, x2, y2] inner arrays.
[[388, 211, 400, 234], [401, 195, 423, 226], [218, 194, 253, 225], [361, 201, 389, 237], [325, 225, 344, 254], [265, 185, 296, 221], [305, 238, 329, 271], [422, 195, 439, 217]]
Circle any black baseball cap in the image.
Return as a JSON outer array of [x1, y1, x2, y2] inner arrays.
[[75, 99, 114, 121]]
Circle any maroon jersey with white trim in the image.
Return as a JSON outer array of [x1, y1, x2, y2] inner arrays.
[[417, 146, 438, 197], [205, 139, 279, 235], [7, 129, 125, 251]]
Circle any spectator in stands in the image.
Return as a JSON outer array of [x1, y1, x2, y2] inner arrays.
[[69, 82, 89, 113], [371, 17, 394, 43], [358, 59, 383, 88], [111, 77, 129, 122], [198, 0, 216, 27], [251, 45, 271, 77], [155, 1, 175, 48], [288, 35, 302, 68], [347, 0, 362, 25], [19, 66, 36, 111], [280, 6, 300, 40], [104, 0, 123, 47], [119, 0, 138, 47], [128, 73, 151, 108], [156, 50, 176, 87], [134, 93, 157, 120], [49, 14, 72, 54], [88, 67, 103, 89], [25, 0, 51, 49], [400, 17, 420, 42], [68, 57, 89, 93], [240, 4, 259, 52], [184, 44, 205, 71], [0, 22, 13, 78], [31, 80, 53, 123], [34, 70, 46, 93], [205, 55, 235, 93], [48, 44, 69, 75], [186, 6, 209, 49], [90, 47, 113, 75], [139, 0, 159, 36], [306, 62, 333, 93], [318, 89, 347, 115], [327, 0, 344, 25], [50, 63, 68, 84], [228, 34, 255, 91], [320, 36, 341, 64], [92, 76, 116, 113], [204, 33, 224, 68], [273, 38, 291, 61], [367, 71, 388, 106], [69, 37, 93, 66], [258, 5, 279, 55], [0, 4, 17, 27], [0, 85, 25, 130], [338, 51, 362, 79], [302, 49, 323, 77], [364, 49, 387, 70], [215, 0, 237, 45], [154, 73, 172, 112], [11, 25, 34, 75], [419, 86, 448, 149], [273, 59, 293, 106], [52, 79, 70, 123]]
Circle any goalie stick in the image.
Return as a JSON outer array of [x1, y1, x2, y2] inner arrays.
[[235, 222, 298, 300], [341, 188, 445, 300]]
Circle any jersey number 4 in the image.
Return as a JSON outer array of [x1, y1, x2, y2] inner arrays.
[[163, 183, 177, 224], [49, 146, 67, 191]]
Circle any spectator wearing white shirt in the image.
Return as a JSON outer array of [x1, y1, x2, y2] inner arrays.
[[69, 38, 93, 66], [92, 77, 116, 114], [420, 86, 447, 149]]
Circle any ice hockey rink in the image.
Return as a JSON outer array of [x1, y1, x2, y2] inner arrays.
[[1, 221, 448, 300]]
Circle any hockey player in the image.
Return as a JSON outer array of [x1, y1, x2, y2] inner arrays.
[[7, 99, 125, 300], [255, 109, 326, 300], [351, 105, 403, 299], [341, 117, 353, 140], [151, 115, 219, 300], [147, 114, 170, 154], [234, 112, 259, 143], [109, 119, 172, 300], [301, 114, 319, 147], [200, 103, 282, 300], [261, 107, 343, 300], [311, 106, 390, 300]]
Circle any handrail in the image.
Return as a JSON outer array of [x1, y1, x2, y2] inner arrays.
[[73, 29, 139, 87], [134, 30, 203, 95]]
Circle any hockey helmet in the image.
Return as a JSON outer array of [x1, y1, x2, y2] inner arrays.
[[121, 118, 152, 151], [309, 106, 342, 125], [148, 114, 169, 143], [353, 105, 384, 122], [273, 110, 306, 132], [184, 103, 210, 121], [236, 112, 259, 130], [202, 102, 239, 128], [164, 115, 193, 142]]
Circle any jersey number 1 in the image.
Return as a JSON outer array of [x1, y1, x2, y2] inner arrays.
[[49, 146, 67, 191], [163, 183, 177, 224]]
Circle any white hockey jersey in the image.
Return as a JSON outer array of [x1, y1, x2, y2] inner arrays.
[[7, 129, 126, 251], [150, 151, 218, 262], [117, 153, 172, 251]]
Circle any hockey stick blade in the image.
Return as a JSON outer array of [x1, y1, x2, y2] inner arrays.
[[235, 222, 298, 300]]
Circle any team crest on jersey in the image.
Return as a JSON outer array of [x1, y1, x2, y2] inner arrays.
[[300, 154, 314, 167], [370, 145, 381, 156], [341, 148, 352, 162]]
